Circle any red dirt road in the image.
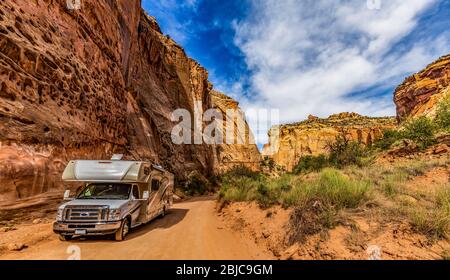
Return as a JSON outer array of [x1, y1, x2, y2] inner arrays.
[[0, 197, 272, 260]]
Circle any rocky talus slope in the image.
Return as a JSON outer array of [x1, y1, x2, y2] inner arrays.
[[0, 0, 260, 203], [262, 113, 396, 171], [394, 54, 450, 122]]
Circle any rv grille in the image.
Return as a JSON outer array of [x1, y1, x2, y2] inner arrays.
[[64, 206, 109, 222]]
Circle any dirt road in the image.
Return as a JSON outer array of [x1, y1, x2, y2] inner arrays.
[[0, 197, 272, 260]]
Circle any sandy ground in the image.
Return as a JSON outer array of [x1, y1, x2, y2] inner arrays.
[[0, 197, 273, 260], [220, 202, 450, 260], [219, 160, 450, 260]]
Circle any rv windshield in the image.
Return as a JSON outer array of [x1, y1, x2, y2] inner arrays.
[[77, 183, 132, 200]]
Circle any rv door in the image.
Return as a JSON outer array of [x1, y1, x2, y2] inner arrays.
[[146, 179, 162, 218], [135, 185, 150, 224]]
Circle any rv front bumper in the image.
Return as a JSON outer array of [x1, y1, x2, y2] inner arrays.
[[53, 221, 122, 236]]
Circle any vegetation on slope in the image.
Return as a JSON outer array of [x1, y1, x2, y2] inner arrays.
[[218, 98, 450, 243]]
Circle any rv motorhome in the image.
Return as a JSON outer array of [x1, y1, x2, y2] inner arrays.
[[53, 156, 174, 241]]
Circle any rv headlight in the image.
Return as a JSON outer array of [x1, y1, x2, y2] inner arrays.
[[108, 208, 122, 221], [56, 207, 65, 222]]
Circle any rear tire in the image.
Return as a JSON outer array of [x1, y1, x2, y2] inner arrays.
[[115, 219, 130, 241], [59, 234, 72, 241], [159, 206, 166, 218]]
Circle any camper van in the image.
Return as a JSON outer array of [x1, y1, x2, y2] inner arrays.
[[53, 156, 174, 241]]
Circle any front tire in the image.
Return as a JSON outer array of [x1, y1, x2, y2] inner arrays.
[[59, 234, 72, 241], [115, 219, 130, 241]]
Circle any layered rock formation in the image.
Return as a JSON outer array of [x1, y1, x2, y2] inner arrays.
[[210, 91, 261, 173], [0, 0, 259, 203], [262, 113, 396, 171], [394, 55, 450, 122]]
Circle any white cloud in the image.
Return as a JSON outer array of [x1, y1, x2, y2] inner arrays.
[[230, 0, 449, 137], [184, 0, 199, 8]]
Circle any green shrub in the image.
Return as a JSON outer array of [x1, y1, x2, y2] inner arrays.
[[383, 182, 398, 197], [185, 171, 210, 195], [327, 136, 365, 168], [261, 156, 276, 170], [375, 111, 446, 151], [281, 168, 371, 209], [435, 97, 450, 132], [380, 170, 407, 197], [313, 168, 371, 208], [293, 155, 329, 174], [255, 183, 272, 208], [219, 176, 261, 202], [292, 135, 368, 173], [219, 165, 262, 203], [409, 186, 450, 240], [373, 129, 403, 150], [221, 165, 261, 180], [410, 209, 449, 240], [436, 186, 450, 208], [219, 175, 282, 208], [257, 175, 296, 207], [399, 161, 428, 177], [285, 169, 371, 243], [402, 116, 436, 149]]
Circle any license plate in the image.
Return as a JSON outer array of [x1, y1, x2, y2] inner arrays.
[[75, 229, 87, 235]]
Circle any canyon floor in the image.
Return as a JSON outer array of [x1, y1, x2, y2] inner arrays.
[[0, 197, 272, 260], [0, 154, 448, 260]]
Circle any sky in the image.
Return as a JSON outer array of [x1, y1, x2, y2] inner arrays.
[[142, 0, 450, 145]]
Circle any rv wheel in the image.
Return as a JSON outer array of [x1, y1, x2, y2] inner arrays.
[[160, 206, 166, 218], [115, 219, 130, 241], [59, 235, 72, 241]]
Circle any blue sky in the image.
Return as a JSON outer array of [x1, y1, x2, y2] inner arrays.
[[142, 0, 251, 93], [142, 0, 450, 144]]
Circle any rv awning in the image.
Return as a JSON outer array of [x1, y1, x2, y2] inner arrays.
[[62, 160, 151, 183]]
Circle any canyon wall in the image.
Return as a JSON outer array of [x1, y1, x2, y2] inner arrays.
[[125, 12, 217, 179], [394, 55, 450, 122], [0, 0, 258, 203], [0, 0, 137, 202], [210, 90, 261, 173], [262, 113, 396, 171]]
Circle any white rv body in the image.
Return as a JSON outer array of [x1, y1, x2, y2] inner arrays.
[[54, 159, 174, 241]]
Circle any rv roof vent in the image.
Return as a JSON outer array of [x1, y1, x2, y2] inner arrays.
[[111, 154, 124, 161], [153, 164, 165, 171]]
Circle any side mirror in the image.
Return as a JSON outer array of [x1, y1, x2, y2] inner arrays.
[[143, 191, 149, 200], [63, 190, 72, 201]]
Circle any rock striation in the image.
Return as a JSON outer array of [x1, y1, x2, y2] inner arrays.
[[262, 113, 396, 171], [394, 55, 450, 122]]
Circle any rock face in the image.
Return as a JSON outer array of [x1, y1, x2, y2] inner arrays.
[[126, 12, 216, 179], [210, 91, 261, 173], [394, 55, 450, 122], [0, 0, 258, 203], [262, 113, 396, 171]]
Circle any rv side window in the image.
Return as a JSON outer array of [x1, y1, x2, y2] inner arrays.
[[151, 180, 160, 192], [132, 185, 139, 199]]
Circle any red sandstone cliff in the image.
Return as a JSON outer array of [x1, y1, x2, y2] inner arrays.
[[0, 0, 259, 203], [210, 90, 261, 172], [262, 113, 396, 171], [394, 54, 450, 122]]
